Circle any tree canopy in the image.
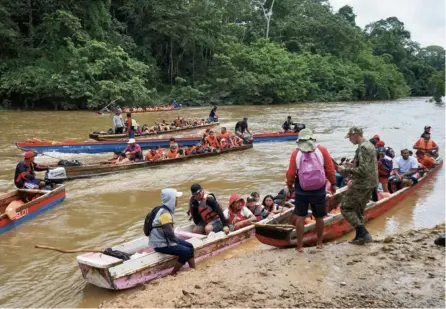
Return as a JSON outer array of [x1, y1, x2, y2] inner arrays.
[[0, 0, 443, 109]]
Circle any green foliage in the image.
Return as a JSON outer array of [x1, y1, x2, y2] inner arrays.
[[0, 0, 443, 109]]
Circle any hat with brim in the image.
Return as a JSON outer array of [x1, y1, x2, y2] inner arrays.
[[128, 138, 136, 144], [296, 128, 316, 152]]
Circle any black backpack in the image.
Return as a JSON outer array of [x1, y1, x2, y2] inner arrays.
[[385, 147, 395, 159], [102, 248, 131, 260], [57, 159, 83, 166], [143, 205, 172, 236]]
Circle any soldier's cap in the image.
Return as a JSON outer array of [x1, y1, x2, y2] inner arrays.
[[345, 127, 363, 138]]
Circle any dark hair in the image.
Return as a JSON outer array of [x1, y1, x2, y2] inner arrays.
[[262, 194, 275, 208], [340, 157, 347, 164], [169, 137, 175, 141], [127, 113, 131, 117], [178, 149, 184, 155], [247, 196, 256, 202]]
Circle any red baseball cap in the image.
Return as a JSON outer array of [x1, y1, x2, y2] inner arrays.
[[24, 151, 35, 159], [376, 140, 385, 147]]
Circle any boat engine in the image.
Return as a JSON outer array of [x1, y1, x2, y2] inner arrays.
[[43, 167, 67, 189]]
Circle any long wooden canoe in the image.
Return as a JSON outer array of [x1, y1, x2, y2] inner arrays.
[[59, 145, 253, 180], [0, 185, 66, 234], [97, 107, 181, 115], [16, 132, 299, 154], [77, 209, 282, 290], [89, 122, 219, 141], [255, 160, 443, 248]]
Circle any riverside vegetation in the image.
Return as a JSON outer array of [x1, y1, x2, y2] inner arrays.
[[0, 0, 444, 110]]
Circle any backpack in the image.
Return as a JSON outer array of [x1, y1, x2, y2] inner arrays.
[[57, 159, 83, 166], [294, 123, 306, 133], [385, 147, 395, 159], [297, 148, 326, 191], [143, 205, 172, 236]]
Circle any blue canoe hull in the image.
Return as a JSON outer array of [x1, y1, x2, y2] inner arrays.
[[16, 133, 298, 154]]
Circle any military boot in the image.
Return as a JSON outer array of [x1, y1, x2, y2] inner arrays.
[[350, 226, 373, 245]]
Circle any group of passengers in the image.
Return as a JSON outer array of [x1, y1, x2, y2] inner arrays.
[[121, 105, 176, 113], [336, 125, 440, 196], [108, 128, 248, 165]]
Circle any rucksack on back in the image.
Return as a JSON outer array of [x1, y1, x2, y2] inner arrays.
[[143, 205, 171, 236], [297, 149, 326, 191]]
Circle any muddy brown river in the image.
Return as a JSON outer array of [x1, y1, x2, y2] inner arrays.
[[0, 98, 444, 307]]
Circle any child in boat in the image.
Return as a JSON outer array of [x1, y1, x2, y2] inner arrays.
[[246, 196, 268, 221], [224, 194, 257, 231]]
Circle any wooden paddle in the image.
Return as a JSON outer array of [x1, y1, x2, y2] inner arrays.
[[35, 245, 103, 253]]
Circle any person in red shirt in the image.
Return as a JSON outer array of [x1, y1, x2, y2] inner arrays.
[[286, 129, 336, 251], [14, 152, 49, 189], [145, 148, 161, 161], [415, 150, 438, 170]]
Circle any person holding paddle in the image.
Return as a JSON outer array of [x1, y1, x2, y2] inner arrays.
[[286, 129, 336, 252]]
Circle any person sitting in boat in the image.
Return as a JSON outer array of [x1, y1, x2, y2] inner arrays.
[[114, 152, 130, 165], [250, 192, 261, 203], [146, 188, 195, 276], [124, 139, 143, 161], [202, 128, 211, 142], [167, 144, 179, 159], [209, 106, 218, 122], [185, 145, 197, 156], [14, 151, 49, 189], [282, 116, 295, 132], [369, 134, 380, 146], [169, 137, 178, 148], [420, 125, 431, 138], [188, 184, 229, 235], [231, 135, 244, 147], [108, 151, 121, 163], [415, 150, 438, 170], [219, 138, 231, 150], [262, 194, 281, 215], [413, 132, 438, 154], [377, 147, 392, 192], [246, 196, 268, 221], [145, 148, 161, 161], [218, 127, 231, 141], [141, 124, 150, 134], [224, 194, 256, 231], [388, 148, 419, 192], [206, 131, 220, 149], [376, 140, 385, 149]]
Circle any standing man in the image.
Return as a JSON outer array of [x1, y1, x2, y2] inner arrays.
[[14, 152, 49, 189], [235, 117, 252, 142], [209, 106, 218, 122], [286, 129, 336, 251], [126, 113, 137, 139], [337, 127, 378, 245], [113, 110, 124, 134]]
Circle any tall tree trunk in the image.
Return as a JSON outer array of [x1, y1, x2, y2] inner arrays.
[[192, 43, 195, 85], [170, 38, 174, 85], [28, 0, 33, 47]]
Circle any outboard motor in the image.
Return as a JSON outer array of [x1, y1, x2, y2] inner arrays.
[[44, 167, 67, 190]]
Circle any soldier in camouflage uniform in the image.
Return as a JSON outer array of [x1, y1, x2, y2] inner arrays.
[[337, 127, 378, 245]]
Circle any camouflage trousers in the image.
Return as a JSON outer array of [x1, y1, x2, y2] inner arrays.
[[341, 185, 375, 228]]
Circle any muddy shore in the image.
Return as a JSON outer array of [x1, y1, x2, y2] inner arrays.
[[102, 224, 445, 308]]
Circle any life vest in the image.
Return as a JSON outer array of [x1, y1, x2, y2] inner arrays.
[[15, 162, 36, 187], [218, 132, 231, 140], [248, 205, 266, 221], [190, 194, 219, 223], [417, 138, 434, 152], [207, 136, 219, 147], [167, 149, 178, 159], [226, 208, 250, 227], [127, 118, 137, 130]]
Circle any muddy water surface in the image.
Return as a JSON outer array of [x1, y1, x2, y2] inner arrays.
[[0, 98, 444, 307]]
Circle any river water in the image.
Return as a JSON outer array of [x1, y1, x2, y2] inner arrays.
[[0, 98, 444, 308]]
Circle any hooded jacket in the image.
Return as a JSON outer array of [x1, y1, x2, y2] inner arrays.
[[148, 188, 178, 248]]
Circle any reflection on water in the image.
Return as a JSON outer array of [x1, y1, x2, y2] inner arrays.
[[0, 98, 444, 307]]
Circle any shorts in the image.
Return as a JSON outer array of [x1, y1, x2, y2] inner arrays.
[[198, 218, 224, 232], [24, 179, 40, 189], [294, 194, 326, 218], [389, 175, 418, 185]]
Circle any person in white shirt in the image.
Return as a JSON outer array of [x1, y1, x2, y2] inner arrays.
[[113, 111, 124, 134], [389, 148, 419, 191]]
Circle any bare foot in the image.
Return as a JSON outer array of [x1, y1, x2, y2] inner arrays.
[[295, 247, 303, 252]]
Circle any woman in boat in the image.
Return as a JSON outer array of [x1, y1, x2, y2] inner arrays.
[[114, 152, 130, 165], [146, 188, 195, 276], [246, 196, 268, 221], [224, 194, 256, 231], [262, 194, 280, 215], [377, 147, 393, 192]]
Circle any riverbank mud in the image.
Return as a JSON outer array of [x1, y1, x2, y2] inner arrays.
[[102, 224, 445, 308]]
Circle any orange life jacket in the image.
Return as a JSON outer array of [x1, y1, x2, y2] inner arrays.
[[190, 195, 219, 223], [207, 136, 219, 147], [218, 132, 231, 140], [417, 138, 434, 152]]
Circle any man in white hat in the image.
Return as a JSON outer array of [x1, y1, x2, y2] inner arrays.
[[124, 138, 143, 161], [285, 128, 337, 252]]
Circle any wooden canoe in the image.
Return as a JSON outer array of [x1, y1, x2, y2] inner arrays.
[[97, 107, 181, 115], [0, 185, 66, 234], [255, 160, 443, 248], [89, 122, 219, 141], [59, 144, 253, 180], [76, 208, 285, 290]]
